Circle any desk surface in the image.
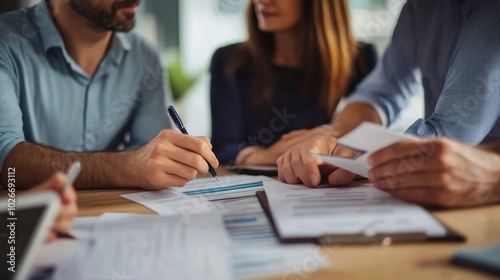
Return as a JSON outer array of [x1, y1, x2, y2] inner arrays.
[[76, 173, 500, 280]]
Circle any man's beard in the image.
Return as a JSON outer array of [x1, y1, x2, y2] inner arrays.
[[69, 0, 139, 32]]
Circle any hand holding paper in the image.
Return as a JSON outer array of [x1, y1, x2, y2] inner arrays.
[[313, 123, 416, 178], [277, 122, 415, 187]]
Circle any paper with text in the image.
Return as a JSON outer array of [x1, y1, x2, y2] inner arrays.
[[121, 175, 328, 278], [52, 213, 232, 280], [313, 122, 417, 177], [264, 180, 446, 239]]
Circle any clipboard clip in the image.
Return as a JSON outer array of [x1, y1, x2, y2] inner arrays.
[[318, 232, 428, 246]]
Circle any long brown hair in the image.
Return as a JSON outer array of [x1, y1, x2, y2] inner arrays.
[[227, 0, 357, 115]]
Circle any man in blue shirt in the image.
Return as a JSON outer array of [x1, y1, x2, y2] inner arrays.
[[0, 0, 218, 190], [277, 0, 500, 206]]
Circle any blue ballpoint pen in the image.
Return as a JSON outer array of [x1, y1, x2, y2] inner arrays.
[[167, 105, 219, 181]]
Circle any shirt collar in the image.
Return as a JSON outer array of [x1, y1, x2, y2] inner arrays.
[[109, 32, 132, 66], [33, 1, 133, 67], [34, 1, 63, 53]]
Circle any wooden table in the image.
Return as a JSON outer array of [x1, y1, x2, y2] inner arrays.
[[76, 174, 500, 280]]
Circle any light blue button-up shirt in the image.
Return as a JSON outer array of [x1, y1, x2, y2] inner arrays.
[[0, 1, 171, 171], [346, 0, 500, 144]]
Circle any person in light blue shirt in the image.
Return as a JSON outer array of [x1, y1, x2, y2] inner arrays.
[[0, 0, 219, 190], [277, 0, 500, 192], [344, 0, 500, 144]]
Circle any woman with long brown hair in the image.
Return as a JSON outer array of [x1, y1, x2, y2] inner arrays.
[[210, 0, 377, 165]]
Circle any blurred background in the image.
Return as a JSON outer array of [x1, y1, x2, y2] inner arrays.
[[1, 0, 423, 137]]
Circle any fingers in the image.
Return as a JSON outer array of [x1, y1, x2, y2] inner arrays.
[[278, 148, 327, 187], [277, 135, 339, 187], [292, 149, 323, 187], [32, 172, 66, 192], [368, 153, 455, 183], [197, 136, 213, 149], [31, 173, 78, 240], [369, 139, 449, 167], [52, 214, 76, 233], [327, 169, 356, 186], [168, 148, 211, 175], [150, 130, 219, 176], [332, 144, 359, 158], [61, 186, 77, 205], [371, 171, 456, 192], [165, 158, 203, 180], [147, 171, 194, 189], [166, 131, 219, 169], [51, 192, 78, 237], [45, 231, 57, 243], [137, 130, 223, 189], [277, 153, 302, 185], [33, 171, 77, 208]]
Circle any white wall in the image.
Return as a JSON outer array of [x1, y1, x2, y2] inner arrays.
[[179, 0, 247, 137]]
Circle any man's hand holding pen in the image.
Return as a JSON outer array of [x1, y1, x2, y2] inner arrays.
[[132, 129, 219, 190]]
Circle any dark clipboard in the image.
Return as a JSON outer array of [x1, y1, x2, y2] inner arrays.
[[227, 165, 278, 176], [256, 191, 465, 245]]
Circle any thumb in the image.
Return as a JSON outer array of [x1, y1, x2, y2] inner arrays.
[[327, 169, 356, 186]]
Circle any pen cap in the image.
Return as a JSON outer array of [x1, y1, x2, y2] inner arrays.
[[167, 105, 185, 130]]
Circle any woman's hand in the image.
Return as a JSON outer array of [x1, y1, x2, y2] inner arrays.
[[236, 126, 338, 166], [277, 134, 358, 187], [32, 173, 78, 242]]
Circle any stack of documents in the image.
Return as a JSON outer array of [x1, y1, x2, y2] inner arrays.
[[261, 180, 463, 244], [52, 213, 232, 280], [123, 175, 328, 279]]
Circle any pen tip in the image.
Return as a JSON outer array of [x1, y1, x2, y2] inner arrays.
[[215, 176, 220, 182]]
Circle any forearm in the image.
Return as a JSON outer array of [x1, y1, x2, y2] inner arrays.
[[239, 147, 276, 166], [1, 142, 138, 190], [331, 103, 382, 136], [481, 142, 500, 155]]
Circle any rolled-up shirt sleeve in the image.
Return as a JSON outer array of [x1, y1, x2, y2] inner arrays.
[[344, 2, 421, 127], [0, 44, 25, 172], [406, 1, 500, 144]]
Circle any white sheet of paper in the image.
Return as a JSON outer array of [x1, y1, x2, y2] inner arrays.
[[122, 175, 271, 215], [313, 122, 417, 177], [34, 217, 98, 270], [264, 180, 447, 239], [121, 186, 216, 215], [52, 213, 232, 280], [121, 175, 328, 278]]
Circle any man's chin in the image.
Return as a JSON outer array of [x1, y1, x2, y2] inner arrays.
[[110, 17, 136, 32], [113, 23, 136, 32]]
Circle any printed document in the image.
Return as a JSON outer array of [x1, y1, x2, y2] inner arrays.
[[52, 213, 232, 280], [122, 175, 328, 278], [264, 180, 447, 238]]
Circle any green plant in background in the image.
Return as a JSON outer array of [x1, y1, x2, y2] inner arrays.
[[166, 50, 200, 101]]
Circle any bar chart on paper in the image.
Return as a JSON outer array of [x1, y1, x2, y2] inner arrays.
[[122, 175, 328, 278]]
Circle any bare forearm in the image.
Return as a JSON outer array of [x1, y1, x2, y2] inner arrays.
[[244, 149, 277, 166], [1, 142, 138, 190], [481, 142, 500, 155], [331, 103, 382, 136]]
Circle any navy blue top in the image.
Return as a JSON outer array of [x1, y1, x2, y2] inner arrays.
[[210, 43, 378, 164]]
